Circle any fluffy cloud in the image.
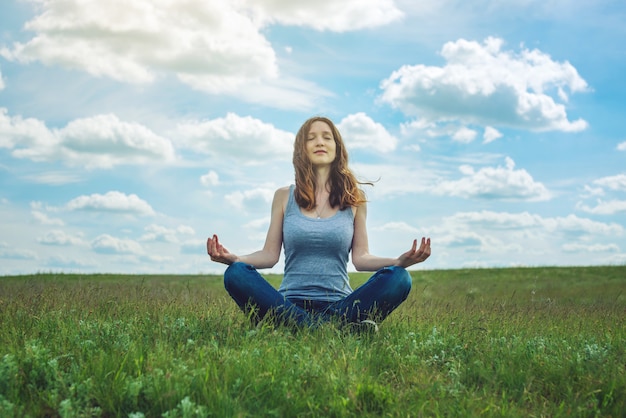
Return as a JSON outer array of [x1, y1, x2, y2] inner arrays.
[[576, 174, 626, 215], [31, 210, 64, 226], [593, 174, 626, 192], [140, 224, 195, 243], [225, 187, 275, 212], [67, 191, 155, 216], [562, 243, 620, 253], [448, 211, 623, 236], [0, 108, 53, 150], [380, 37, 589, 133], [181, 239, 206, 255], [577, 200, 626, 215], [175, 113, 293, 162], [452, 127, 477, 143], [372, 221, 422, 235], [91, 234, 144, 255], [434, 157, 551, 201], [4, 0, 277, 86], [24, 171, 83, 185], [0, 242, 38, 260], [0, 109, 175, 168], [337, 113, 398, 152], [431, 210, 624, 265], [57, 115, 176, 167], [38, 230, 84, 246], [2, 0, 400, 107], [618, 141, 626, 151], [200, 171, 220, 187], [248, 0, 403, 31], [483, 126, 503, 144]]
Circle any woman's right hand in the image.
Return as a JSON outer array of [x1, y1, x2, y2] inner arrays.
[[207, 234, 239, 265]]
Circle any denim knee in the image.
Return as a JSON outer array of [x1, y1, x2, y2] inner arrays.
[[385, 266, 412, 295], [224, 261, 251, 293]]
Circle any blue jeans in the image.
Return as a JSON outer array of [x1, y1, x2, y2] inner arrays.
[[223, 262, 412, 327]]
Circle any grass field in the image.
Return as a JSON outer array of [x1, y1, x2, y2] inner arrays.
[[0, 266, 624, 417]]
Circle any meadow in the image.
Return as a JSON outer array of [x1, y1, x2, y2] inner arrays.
[[0, 266, 624, 417]]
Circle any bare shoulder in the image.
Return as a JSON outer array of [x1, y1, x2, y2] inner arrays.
[[273, 186, 291, 210], [275, 186, 290, 199], [356, 200, 368, 212], [353, 200, 367, 218]]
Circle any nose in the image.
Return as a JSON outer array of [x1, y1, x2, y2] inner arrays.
[[314, 135, 325, 146]]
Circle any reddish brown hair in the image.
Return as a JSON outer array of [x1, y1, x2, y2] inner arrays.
[[292, 116, 370, 210]]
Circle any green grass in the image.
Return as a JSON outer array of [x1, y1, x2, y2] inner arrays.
[[0, 266, 624, 417]]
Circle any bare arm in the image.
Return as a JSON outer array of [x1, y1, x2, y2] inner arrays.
[[351, 202, 431, 272], [207, 187, 288, 269]]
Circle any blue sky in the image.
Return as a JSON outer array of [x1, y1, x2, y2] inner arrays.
[[1, 0, 625, 275]]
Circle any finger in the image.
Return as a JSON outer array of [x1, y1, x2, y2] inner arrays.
[[212, 235, 222, 254], [207, 236, 216, 255], [211, 236, 223, 258]]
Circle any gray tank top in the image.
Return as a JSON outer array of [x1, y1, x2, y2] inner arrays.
[[278, 185, 354, 301]]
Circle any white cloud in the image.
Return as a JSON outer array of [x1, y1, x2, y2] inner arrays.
[[427, 210, 624, 266], [372, 221, 422, 234], [38, 230, 84, 246], [618, 141, 626, 151], [67, 191, 155, 216], [181, 239, 205, 255], [56, 114, 176, 168], [0, 242, 38, 260], [350, 162, 431, 198], [23, 171, 83, 185], [576, 174, 626, 215], [247, 0, 403, 31], [448, 211, 623, 236], [562, 243, 620, 253], [380, 37, 589, 133], [483, 126, 503, 144], [438, 231, 486, 249], [581, 184, 605, 198], [91, 234, 144, 255], [140, 224, 179, 243], [177, 225, 196, 235], [577, 200, 626, 215], [225, 187, 275, 212], [31, 210, 64, 226], [593, 174, 626, 192], [200, 171, 219, 187], [337, 112, 398, 152], [0, 108, 54, 150], [45, 255, 96, 270], [452, 127, 477, 143], [4, 0, 277, 86], [0, 109, 175, 168], [434, 157, 551, 201], [175, 113, 293, 162], [140, 224, 195, 243], [2, 0, 397, 108]]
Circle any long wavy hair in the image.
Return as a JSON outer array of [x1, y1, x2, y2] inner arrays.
[[293, 116, 370, 211]]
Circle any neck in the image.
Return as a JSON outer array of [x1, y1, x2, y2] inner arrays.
[[314, 166, 331, 190]]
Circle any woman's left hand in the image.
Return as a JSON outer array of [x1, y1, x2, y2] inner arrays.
[[396, 237, 431, 268]]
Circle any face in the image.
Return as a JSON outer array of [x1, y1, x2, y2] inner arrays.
[[305, 120, 337, 167]]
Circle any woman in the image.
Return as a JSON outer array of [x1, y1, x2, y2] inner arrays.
[[207, 116, 431, 329]]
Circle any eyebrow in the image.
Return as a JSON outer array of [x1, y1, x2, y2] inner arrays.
[[308, 130, 333, 136]]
